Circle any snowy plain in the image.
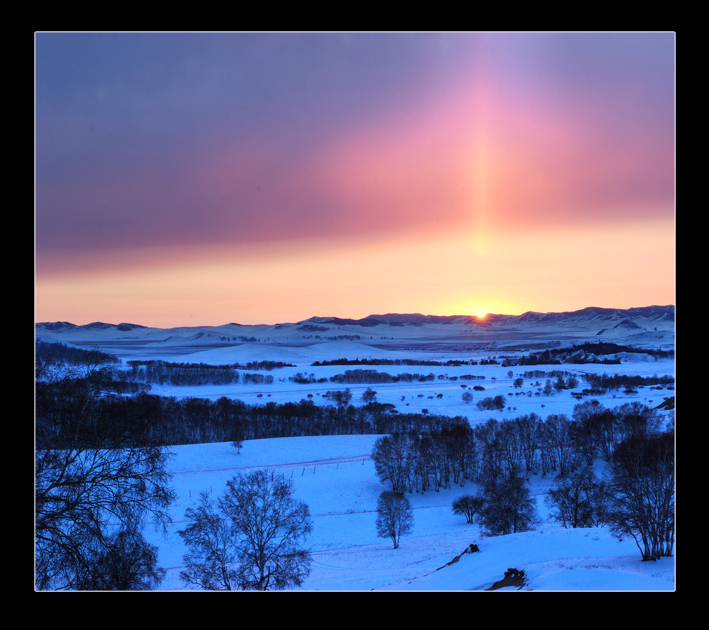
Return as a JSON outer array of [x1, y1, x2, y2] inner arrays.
[[149, 434, 675, 591], [37, 307, 676, 590]]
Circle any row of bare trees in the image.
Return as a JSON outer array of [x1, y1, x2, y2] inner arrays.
[[372, 401, 674, 561], [39, 385, 475, 447], [372, 400, 668, 496], [123, 361, 279, 386], [543, 429, 674, 561]]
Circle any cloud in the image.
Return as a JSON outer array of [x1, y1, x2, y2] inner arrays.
[[35, 32, 675, 276]]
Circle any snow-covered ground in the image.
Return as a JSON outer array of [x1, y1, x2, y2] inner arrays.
[[145, 434, 674, 591], [135, 357, 674, 591], [37, 307, 676, 590], [134, 357, 675, 427]]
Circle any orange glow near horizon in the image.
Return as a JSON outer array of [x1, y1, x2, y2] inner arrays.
[[35, 214, 674, 328]]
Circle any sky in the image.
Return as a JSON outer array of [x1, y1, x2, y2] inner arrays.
[[35, 32, 675, 327]]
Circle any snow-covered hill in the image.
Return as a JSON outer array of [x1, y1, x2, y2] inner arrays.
[[35, 305, 675, 363]]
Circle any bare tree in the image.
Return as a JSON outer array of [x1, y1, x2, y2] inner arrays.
[[571, 400, 608, 464], [545, 466, 608, 529], [371, 433, 415, 493], [614, 402, 663, 445], [178, 491, 240, 590], [452, 494, 485, 524], [325, 388, 352, 408], [223, 470, 313, 590], [514, 414, 541, 475], [607, 432, 674, 561], [179, 470, 313, 590], [478, 468, 537, 536], [541, 414, 577, 476], [376, 491, 414, 549], [362, 387, 377, 404], [77, 519, 166, 590], [36, 441, 174, 590], [475, 419, 504, 485]]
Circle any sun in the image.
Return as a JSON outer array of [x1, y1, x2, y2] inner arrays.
[[476, 312, 488, 319]]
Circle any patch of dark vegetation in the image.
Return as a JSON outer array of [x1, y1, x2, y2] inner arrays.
[[502, 342, 674, 367], [36, 380, 471, 447], [328, 369, 436, 384], [583, 373, 674, 391], [231, 360, 295, 370], [123, 359, 294, 386], [36, 340, 119, 365], [312, 357, 492, 367], [128, 358, 293, 370]]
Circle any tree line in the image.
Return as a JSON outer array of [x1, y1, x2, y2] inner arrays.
[[312, 357, 490, 367], [123, 360, 285, 387], [451, 427, 674, 561], [328, 369, 438, 384], [373, 399, 670, 494], [37, 380, 474, 448], [35, 343, 468, 448], [372, 399, 673, 560], [36, 339, 119, 365], [581, 373, 674, 392]]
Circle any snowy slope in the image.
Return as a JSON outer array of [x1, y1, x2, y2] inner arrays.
[[145, 435, 674, 591]]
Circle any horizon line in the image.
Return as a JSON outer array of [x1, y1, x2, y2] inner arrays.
[[35, 303, 675, 330]]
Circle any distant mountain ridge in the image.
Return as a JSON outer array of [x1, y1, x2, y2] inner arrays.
[[36, 305, 674, 333], [512, 305, 674, 324], [304, 313, 470, 327]]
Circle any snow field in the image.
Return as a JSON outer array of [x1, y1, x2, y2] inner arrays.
[[39, 314, 675, 590], [136, 356, 675, 426], [145, 433, 674, 591]]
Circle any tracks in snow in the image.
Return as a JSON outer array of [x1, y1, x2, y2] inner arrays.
[[171, 453, 372, 477]]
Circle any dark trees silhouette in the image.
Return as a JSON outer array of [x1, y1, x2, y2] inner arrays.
[[607, 432, 675, 561], [35, 350, 174, 590], [376, 491, 414, 549], [179, 471, 313, 590], [452, 494, 485, 524], [478, 468, 537, 536]]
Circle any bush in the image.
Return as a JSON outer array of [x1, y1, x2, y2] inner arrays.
[[477, 395, 506, 411]]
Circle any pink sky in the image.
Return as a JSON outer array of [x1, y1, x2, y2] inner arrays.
[[35, 33, 675, 327]]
